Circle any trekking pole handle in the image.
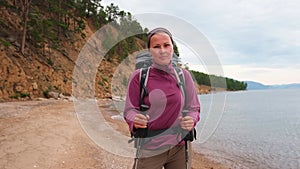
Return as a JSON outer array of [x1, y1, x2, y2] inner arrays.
[[181, 109, 195, 142], [140, 104, 149, 113], [182, 109, 188, 117], [135, 104, 149, 139]]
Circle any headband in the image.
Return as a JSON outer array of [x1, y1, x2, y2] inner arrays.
[[147, 27, 174, 48]]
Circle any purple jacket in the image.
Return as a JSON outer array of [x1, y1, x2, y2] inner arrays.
[[124, 62, 200, 149]]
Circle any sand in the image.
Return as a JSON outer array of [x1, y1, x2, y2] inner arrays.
[[0, 99, 229, 169]]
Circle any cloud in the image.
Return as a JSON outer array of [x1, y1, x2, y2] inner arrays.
[[221, 64, 300, 85], [174, 0, 300, 66], [102, 0, 300, 84]]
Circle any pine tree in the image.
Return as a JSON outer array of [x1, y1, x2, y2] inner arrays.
[[20, 0, 32, 55]]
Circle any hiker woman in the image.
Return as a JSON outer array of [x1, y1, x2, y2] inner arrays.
[[124, 27, 200, 169]]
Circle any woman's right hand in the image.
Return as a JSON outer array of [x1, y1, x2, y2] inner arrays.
[[134, 114, 149, 129]]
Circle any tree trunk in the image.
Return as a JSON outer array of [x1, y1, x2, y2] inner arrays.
[[57, 0, 62, 38], [20, 0, 31, 55]]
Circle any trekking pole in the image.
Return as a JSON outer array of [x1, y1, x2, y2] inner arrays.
[[184, 140, 190, 169], [134, 104, 149, 169], [182, 110, 190, 169]]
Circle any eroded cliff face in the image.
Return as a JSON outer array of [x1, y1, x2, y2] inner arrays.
[[0, 32, 123, 102], [0, 4, 119, 101]]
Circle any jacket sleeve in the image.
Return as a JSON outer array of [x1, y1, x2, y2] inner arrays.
[[123, 70, 141, 132], [182, 69, 201, 126]]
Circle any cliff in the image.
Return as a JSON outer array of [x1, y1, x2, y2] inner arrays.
[[0, 1, 119, 101]]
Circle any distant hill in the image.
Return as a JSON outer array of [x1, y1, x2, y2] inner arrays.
[[245, 81, 300, 90], [269, 83, 300, 89], [245, 81, 269, 90]]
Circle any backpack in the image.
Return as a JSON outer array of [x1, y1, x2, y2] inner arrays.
[[132, 51, 196, 143]]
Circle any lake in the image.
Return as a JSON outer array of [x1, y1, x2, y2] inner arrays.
[[194, 89, 300, 169]]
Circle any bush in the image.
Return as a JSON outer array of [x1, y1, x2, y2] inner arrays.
[[20, 92, 30, 98], [0, 38, 10, 47], [43, 89, 49, 98], [10, 92, 30, 99]]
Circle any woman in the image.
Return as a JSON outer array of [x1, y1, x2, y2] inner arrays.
[[124, 27, 200, 169]]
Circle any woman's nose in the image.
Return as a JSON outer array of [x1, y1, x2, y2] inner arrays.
[[159, 47, 166, 53]]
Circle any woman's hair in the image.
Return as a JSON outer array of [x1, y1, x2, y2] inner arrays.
[[147, 27, 174, 48]]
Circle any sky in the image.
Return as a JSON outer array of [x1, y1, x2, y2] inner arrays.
[[101, 0, 300, 85]]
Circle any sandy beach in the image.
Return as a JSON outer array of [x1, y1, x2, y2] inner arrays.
[[0, 99, 229, 169]]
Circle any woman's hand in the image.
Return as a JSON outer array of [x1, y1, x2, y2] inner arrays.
[[134, 114, 149, 129], [179, 116, 194, 131]]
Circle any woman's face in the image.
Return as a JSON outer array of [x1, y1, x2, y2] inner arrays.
[[149, 32, 174, 65]]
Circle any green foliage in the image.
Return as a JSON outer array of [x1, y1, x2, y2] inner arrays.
[[103, 21, 147, 63], [173, 44, 180, 57], [226, 78, 247, 91], [72, 78, 77, 86], [10, 94, 19, 99], [12, 0, 146, 63], [98, 75, 109, 86], [0, 0, 9, 7], [190, 70, 211, 86], [105, 3, 121, 22], [102, 28, 116, 52], [190, 70, 247, 91], [118, 13, 144, 36], [124, 57, 130, 65], [43, 89, 49, 98], [0, 38, 10, 47], [46, 58, 54, 66], [10, 92, 30, 99], [98, 8, 147, 62], [22, 0, 93, 51], [101, 75, 108, 83], [98, 81, 104, 86], [63, 77, 68, 84], [20, 92, 30, 98], [122, 76, 128, 86]]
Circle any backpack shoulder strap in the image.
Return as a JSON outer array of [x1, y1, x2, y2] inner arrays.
[[174, 67, 197, 141], [174, 67, 187, 114], [139, 67, 150, 108]]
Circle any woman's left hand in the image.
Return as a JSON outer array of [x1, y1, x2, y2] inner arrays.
[[179, 116, 194, 131]]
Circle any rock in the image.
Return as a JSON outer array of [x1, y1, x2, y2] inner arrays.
[[15, 85, 23, 92], [32, 82, 38, 90], [7, 36, 16, 43], [48, 91, 59, 99], [59, 93, 69, 100]]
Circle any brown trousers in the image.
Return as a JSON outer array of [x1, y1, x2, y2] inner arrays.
[[133, 144, 191, 169]]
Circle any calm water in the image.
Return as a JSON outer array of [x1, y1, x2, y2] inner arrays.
[[194, 89, 300, 169]]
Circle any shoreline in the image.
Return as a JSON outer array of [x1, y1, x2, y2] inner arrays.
[[0, 99, 230, 169]]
